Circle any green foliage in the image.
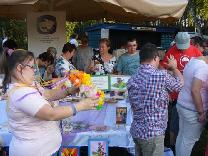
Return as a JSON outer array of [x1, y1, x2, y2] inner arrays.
[[194, 0, 208, 20], [0, 19, 97, 51], [180, 0, 208, 34], [73, 20, 97, 35], [66, 20, 98, 41], [66, 21, 77, 42], [0, 18, 27, 49], [187, 0, 208, 23]]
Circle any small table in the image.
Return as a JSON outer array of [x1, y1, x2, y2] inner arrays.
[[60, 99, 134, 148]]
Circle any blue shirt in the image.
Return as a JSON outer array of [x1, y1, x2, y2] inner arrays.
[[39, 67, 46, 78], [116, 52, 140, 75], [34, 65, 45, 83]]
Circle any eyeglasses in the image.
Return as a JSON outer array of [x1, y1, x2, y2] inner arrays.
[[25, 64, 36, 69]]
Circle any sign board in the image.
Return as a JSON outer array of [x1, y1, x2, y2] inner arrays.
[[91, 75, 130, 91], [91, 75, 110, 90], [101, 28, 109, 38], [110, 75, 131, 91], [27, 11, 66, 57], [132, 26, 156, 31]]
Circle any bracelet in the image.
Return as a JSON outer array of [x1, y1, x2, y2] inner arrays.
[[70, 104, 77, 116]]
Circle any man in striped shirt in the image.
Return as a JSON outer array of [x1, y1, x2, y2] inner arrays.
[[127, 43, 183, 156]]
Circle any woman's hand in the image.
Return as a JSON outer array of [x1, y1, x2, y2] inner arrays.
[[75, 97, 99, 111], [88, 61, 95, 72]]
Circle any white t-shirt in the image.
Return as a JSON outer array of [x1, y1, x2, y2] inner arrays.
[[178, 58, 208, 111], [7, 84, 61, 156]]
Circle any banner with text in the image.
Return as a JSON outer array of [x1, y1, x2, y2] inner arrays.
[[27, 11, 66, 56]]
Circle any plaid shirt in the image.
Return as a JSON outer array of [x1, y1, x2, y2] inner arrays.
[[127, 64, 182, 140]]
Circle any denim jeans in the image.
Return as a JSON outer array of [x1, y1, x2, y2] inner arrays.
[[176, 104, 204, 156], [170, 103, 179, 136]]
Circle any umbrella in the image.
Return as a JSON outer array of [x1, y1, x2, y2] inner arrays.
[[0, 0, 188, 23]]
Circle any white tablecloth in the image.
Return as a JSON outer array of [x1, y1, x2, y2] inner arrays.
[[60, 99, 134, 147], [0, 99, 173, 156], [62, 126, 134, 148], [0, 99, 133, 147], [0, 100, 12, 147], [67, 99, 132, 127]]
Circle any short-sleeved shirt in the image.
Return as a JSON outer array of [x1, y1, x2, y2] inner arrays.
[[161, 45, 202, 73], [7, 84, 61, 156], [161, 45, 202, 100], [127, 64, 182, 139], [116, 52, 140, 75], [55, 56, 76, 77], [72, 46, 93, 72], [178, 58, 208, 111]]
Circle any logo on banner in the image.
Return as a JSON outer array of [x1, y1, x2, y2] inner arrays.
[[37, 15, 57, 34]]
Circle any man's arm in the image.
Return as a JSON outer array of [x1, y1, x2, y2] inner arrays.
[[170, 68, 184, 86], [164, 56, 184, 92], [191, 78, 205, 123], [160, 49, 172, 69]]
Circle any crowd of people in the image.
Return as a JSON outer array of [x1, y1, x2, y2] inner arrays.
[[127, 32, 208, 156], [0, 31, 208, 156], [15, 35, 141, 82]]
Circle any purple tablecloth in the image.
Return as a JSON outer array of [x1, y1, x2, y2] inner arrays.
[[59, 99, 133, 147]]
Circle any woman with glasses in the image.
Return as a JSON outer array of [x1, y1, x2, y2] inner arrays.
[[89, 38, 116, 75], [0, 49, 98, 156]]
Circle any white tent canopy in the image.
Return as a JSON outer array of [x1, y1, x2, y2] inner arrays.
[[0, 0, 188, 23]]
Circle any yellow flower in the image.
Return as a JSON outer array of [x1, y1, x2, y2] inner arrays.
[[68, 70, 105, 110], [81, 73, 92, 86]]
